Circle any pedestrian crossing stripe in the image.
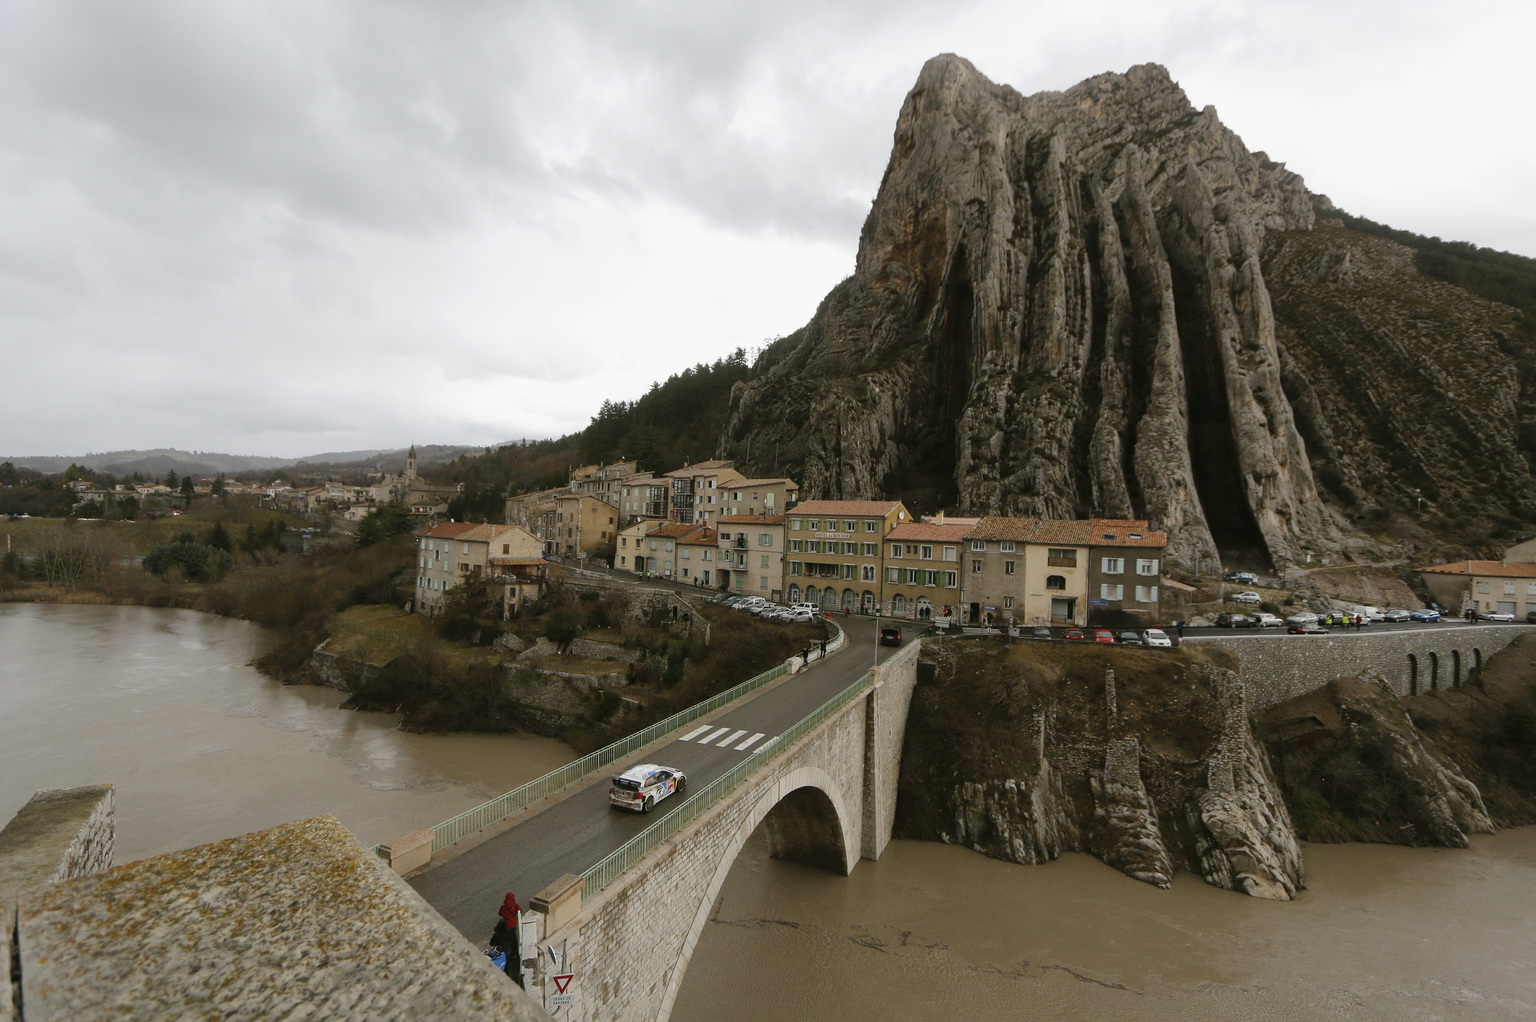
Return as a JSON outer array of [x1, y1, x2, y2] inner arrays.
[[680, 725, 712, 741], [698, 727, 731, 745], [735, 732, 766, 751], [714, 729, 747, 748]]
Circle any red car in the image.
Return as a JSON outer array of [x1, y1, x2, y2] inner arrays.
[[1093, 629, 1115, 643], [1064, 628, 1086, 640]]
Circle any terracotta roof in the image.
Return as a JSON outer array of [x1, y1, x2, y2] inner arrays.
[[964, 516, 1042, 541], [729, 478, 798, 488], [787, 500, 902, 517], [457, 523, 538, 543], [418, 522, 479, 539], [649, 522, 712, 541], [1086, 519, 1166, 549], [664, 460, 735, 476], [1417, 560, 1536, 577], [920, 515, 982, 527], [717, 514, 787, 525], [887, 522, 972, 542], [1161, 577, 1198, 592], [677, 528, 719, 545]]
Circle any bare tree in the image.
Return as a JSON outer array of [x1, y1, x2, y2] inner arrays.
[[38, 528, 94, 590]]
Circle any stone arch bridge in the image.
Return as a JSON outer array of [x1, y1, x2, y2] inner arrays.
[[528, 639, 921, 1022]]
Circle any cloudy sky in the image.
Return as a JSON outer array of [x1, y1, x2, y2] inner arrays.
[[2, 0, 1531, 459]]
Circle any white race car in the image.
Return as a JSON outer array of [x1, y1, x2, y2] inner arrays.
[[609, 764, 687, 813]]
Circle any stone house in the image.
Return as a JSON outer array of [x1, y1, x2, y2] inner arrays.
[[1417, 559, 1536, 617], [719, 478, 800, 519], [664, 460, 745, 527], [554, 493, 619, 560], [616, 518, 669, 573], [1085, 520, 1168, 625], [617, 475, 670, 524], [415, 522, 544, 617], [675, 526, 720, 587], [718, 514, 787, 599], [960, 517, 1058, 625], [414, 521, 482, 615], [881, 521, 969, 619], [631, 522, 711, 579], [785, 499, 911, 612]]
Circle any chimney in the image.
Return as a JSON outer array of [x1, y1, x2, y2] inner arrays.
[[937, 510, 944, 525]]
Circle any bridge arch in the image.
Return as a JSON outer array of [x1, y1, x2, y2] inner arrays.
[[1474, 647, 1483, 671], [657, 767, 858, 1022], [1452, 649, 1462, 688], [1428, 651, 1439, 691], [1407, 653, 1418, 695]]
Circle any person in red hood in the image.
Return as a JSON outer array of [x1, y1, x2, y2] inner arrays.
[[491, 892, 523, 986]]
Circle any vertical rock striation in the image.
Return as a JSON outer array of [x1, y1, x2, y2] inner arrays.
[[722, 55, 1536, 568]]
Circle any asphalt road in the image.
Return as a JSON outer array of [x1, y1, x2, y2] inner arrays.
[[410, 613, 889, 943], [1183, 618, 1519, 639]]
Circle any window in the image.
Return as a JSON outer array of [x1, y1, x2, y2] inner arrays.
[[886, 566, 899, 583], [1004, 560, 1016, 575], [1101, 557, 1124, 574], [665, 541, 674, 552], [920, 545, 933, 559], [971, 540, 986, 551], [620, 537, 627, 547], [809, 520, 820, 530], [845, 521, 857, 531], [1101, 584, 1124, 600], [1003, 596, 1014, 608], [944, 571, 957, 587], [1135, 585, 1159, 603], [863, 521, 876, 532], [1504, 581, 1517, 595], [925, 570, 939, 587], [1047, 575, 1066, 590], [943, 546, 957, 562], [890, 544, 903, 558], [1000, 541, 1015, 553], [791, 519, 802, 530], [906, 568, 920, 584], [862, 543, 876, 556], [862, 564, 876, 582], [789, 561, 802, 576], [790, 539, 803, 552], [1476, 580, 1491, 593], [971, 559, 982, 573], [761, 554, 770, 568], [761, 576, 768, 589], [462, 544, 469, 554], [649, 539, 657, 550], [703, 550, 711, 561], [1528, 582, 1536, 596], [1048, 548, 1076, 567], [845, 542, 859, 555], [843, 564, 856, 580], [808, 540, 821, 553], [760, 533, 773, 546]]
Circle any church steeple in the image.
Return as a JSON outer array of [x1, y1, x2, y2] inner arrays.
[[406, 445, 418, 485]]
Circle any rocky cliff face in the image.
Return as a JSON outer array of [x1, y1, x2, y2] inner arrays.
[[721, 56, 1536, 569], [896, 642, 1304, 899]]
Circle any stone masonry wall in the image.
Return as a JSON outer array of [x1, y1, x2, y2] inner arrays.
[[308, 648, 384, 691], [536, 645, 918, 1022], [1185, 625, 1533, 709], [862, 639, 923, 860]]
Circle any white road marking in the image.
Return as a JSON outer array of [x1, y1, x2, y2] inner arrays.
[[735, 732, 767, 751], [716, 729, 747, 748], [699, 727, 731, 745], [680, 725, 713, 742]]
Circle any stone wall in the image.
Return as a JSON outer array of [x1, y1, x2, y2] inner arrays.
[[307, 647, 384, 691], [1185, 625, 1533, 709], [532, 641, 917, 1022]]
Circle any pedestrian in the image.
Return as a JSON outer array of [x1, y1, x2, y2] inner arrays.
[[1354, 614, 1362, 630], [490, 892, 523, 987], [1176, 620, 1184, 639], [844, 605, 850, 617]]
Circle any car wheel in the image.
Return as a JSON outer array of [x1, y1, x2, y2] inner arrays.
[[642, 796, 654, 813], [676, 777, 686, 795]]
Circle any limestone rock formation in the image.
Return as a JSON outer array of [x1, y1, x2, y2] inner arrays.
[[898, 643, 1304, 899], [721, 55, 1536, 569]]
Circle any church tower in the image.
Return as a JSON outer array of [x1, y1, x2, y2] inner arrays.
[[406, 445, 418, 486]]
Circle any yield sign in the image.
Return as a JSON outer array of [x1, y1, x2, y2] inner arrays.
[[553, 975, 575, 994]]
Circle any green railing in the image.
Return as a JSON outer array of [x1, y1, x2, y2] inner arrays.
[[580, 667, 874, 901], [425, 659, 793, 853]]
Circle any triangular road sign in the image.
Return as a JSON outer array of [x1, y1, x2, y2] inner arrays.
[[553, 974, 574, 994]]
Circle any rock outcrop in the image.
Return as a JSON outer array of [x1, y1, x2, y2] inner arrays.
[[721, 55, 1536, 569], [897, 642, 1303, 899]]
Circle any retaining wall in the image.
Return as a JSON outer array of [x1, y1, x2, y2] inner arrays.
[[1185, 625, 1534, 709]]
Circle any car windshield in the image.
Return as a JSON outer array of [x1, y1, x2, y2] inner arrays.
[[1146, 630, 1166, 638], [613, 777, 642, 791]]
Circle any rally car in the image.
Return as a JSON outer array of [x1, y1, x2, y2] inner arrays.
[[609, 764, 687, 813]]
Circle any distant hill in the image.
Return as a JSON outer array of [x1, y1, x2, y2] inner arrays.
[[1, 444, 516, 478]]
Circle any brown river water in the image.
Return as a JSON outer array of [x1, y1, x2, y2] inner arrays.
[[5, 605, 1533, 1020]]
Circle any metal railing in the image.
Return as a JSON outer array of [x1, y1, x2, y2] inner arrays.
[[580, 666, 874, 901], [424, 659, 792, 854]]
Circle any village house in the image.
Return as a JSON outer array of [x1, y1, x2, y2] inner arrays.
[[1085, 520, 1166, 625], [1417, 560, 1536, 618], [719, 478, 800, 519], [554, 492, 619, 561], [569, 460, 651, 508], [414, 522, 543, 617], [717, 514, 787, 599], [618, 475, 670, 523], [881, 520, 970, 620], [675, 526, 720, 587], [616, 518, 669, 572], [504, 486, 564, 554], [784, 499, 911, 612], [629, 522, 711, 579], [665, 460, 744, 527]]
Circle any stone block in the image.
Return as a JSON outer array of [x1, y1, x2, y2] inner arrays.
[[380, 826, 434, 875], [531, 872, 584, 935]]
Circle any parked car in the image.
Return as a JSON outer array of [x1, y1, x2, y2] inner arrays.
[[879, 626, 903, 646], [1231, 590, 1262, 604], [1482, 611, 1517, 622], [1287, 623, 1331, 635], [1117, 630, 1144, 645], [1143, 628, 1172, 647], [789, 602, 820, 614], [1093, 629, 1115, 643], [1064, 628, 1087, 641], [1215, 612, 1256, 628], [1526, 610, 1536, 624], [787, 609, 815, 623], [1409, 608, 1442, 622], [1251, 612, 1283, 628], [1380, 608, 1411, 622], [609, 764, 687, 813], [1224, 571, 1260, 585], [1031, 627, 1052, 640]]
